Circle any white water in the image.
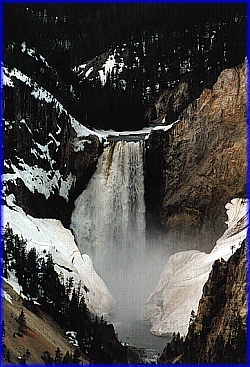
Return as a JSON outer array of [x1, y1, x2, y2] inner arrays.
[[71, 141, 146, 269], [71, 140, 169, 356]]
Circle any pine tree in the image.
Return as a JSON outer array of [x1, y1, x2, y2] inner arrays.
[[41, 351, 54, 365], [62, 350, 72, 364], [26, 247, 39, 298], [65, 277, 74, 298], [73, 348, 81, 364], [17, 309, 26, 333], [54, 347, 62, 364]]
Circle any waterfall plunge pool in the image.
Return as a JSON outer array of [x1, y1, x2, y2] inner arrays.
[[113, 319, 172, 363], [71, 139, 171, 362]]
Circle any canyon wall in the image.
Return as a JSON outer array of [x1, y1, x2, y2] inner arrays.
[[146, 60, 246, 251], [4, 62, 102, 228], [158, 239, 246, 364]]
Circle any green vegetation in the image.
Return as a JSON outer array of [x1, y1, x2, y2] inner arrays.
[[3, 223, 127, 364]]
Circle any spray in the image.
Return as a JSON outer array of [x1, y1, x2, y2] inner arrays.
[[71, 140, 169, 327]]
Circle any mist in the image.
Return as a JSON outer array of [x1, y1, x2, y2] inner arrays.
[[70, 139, 179, 339], [96, 238, 171, 325]]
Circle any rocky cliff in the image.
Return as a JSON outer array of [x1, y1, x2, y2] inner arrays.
[[3, 5, 247, 364], [3, 280, 89, 365], [158, 239, 246, 364], [142, 197, 247, 337], [3, 55, 102, 228], [145, 60, 246, 251]]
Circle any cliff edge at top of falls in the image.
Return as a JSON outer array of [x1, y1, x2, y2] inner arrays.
[[145, 59, 246, 251]]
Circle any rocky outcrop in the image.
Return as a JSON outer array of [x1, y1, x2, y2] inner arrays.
[[3, 280, 89, 365], [158, 239, 246, 364], [4, 62, 102, 227], [144, 69, 216, 126], [145, 60, 246, 251], [142, 197, 247, 337]]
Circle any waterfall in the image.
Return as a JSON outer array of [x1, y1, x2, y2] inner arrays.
[[71, 140, 146, 276], [71, 138, 169, 332]]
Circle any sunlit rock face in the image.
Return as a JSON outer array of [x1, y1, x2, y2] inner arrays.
[[145, 61, 246, 250], [182, 240, 247, 364], [142, 198, 247, 336], [158, 238, 247, 364]]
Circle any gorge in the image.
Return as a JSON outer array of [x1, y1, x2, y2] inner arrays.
[[3, 3, 247, 364]]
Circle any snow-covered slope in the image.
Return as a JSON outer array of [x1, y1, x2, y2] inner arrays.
[[142, 198, 248, 336], [3, 64, 104, 203], [73, 48, 126, 87], [3, 64, 157, 204], [3, 59, 167, 319], [3, 197, 115, 317]]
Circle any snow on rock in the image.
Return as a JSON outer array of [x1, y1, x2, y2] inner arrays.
[[66, 331, 79, 347], [4, 271, 25, 299], [73, 49, 125, 87], [152, 120, 180, 132], [3, 290, 13, 305], [142, 198, 248, 336], [21, 41, 52, 69], [3, 66, 105, 200], [4, 158, 75, 201], [98, 53, 125, 86], [3, 66, 104, 144], [3, 201, 115, 317]]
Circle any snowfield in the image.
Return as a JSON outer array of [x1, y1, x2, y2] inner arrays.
[[142, 198, 248, 336], [3, 197, 115, 317]]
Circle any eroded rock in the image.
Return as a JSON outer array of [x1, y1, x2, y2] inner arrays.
[[145, 60, 246, 250]]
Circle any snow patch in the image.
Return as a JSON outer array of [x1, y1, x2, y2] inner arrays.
[[4, 271, 27, 300], [3, 290, 13, 304], [142, 198, 248, 336], [152, 120, 180, 132], [2, 71, 14, 88], [66, 331, 79, 347], [3, 202, 115, 316], [21, 41, 51, 68], [98, 52, 125, 86], [74, 49, 125, 87], [4, 158, 74, 201], [85, 66, 93, 78]]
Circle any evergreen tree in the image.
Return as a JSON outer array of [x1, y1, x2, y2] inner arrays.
[[17, 309, 26, 333], [65, 276, 74, 298], [62, 350, 71, 364], [54, 347, 62, 364], [73, 348, 81, 364], [41, 351, 54, 365], [26, 248, 39, 298]]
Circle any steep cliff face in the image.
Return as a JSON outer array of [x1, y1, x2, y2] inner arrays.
[[142, 197, 247, 337], [144, 69, 215, 125], [145, 60, 246, 250], [158, 239, 246, 364], [185, 240, 246, 364], [3, 56, 102, 227]]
